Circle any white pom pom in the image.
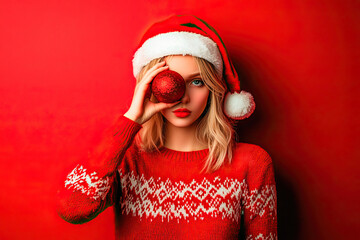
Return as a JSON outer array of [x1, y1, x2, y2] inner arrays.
[[224, 91, 255, 120]]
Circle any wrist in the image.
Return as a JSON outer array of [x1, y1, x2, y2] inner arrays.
[[124, 111, 141, 124]]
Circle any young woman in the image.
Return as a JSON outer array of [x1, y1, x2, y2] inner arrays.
[[57, 14, 278, 239]]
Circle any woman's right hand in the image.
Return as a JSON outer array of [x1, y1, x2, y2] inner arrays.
[[124, 61, 180, 125]]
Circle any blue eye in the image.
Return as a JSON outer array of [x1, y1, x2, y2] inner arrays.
[[191, 79, 204, 87]]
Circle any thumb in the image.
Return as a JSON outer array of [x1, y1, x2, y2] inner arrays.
[[153, 101, 181, 112]]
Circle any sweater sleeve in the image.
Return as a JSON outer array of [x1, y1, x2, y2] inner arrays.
[[243, 147, 278, 240], [56, 115, 142, 224]]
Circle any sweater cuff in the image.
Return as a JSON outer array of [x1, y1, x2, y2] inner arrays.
[[121, 115, 142, 131], [113, 115, 142, 139]]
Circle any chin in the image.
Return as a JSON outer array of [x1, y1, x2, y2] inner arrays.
[[166, 118, 197, 128]]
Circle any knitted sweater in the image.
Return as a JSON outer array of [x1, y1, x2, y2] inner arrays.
[[57, 115, 278, 240]]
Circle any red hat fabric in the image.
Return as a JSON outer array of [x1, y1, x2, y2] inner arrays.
[[132, 14, 255, 120]]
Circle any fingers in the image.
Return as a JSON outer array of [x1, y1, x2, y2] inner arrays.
[[134, 61, 168, 94], [134, 61, 169, 98], [142, 62, 169, 86], [127, 61, 172, 125], [143, 61, 169, 82]]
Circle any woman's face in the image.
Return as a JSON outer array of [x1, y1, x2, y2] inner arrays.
[[160, 55, 210, 128]]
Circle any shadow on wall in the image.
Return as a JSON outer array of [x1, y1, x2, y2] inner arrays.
[[233, 57, 301, 239], [276, 170, 301, 239]]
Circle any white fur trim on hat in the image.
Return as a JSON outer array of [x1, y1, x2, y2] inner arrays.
[[224, 91, 256, 120], [132, 31, 223, 79]]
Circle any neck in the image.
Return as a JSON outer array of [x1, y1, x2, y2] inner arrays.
[[164, 121, 207, 152]]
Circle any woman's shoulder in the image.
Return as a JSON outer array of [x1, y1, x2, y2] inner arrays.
[[231, 142, 273, 168]]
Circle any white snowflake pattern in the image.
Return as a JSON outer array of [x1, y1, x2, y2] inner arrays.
[[118, 170, 276, 223], [64, 164, 111, 201]]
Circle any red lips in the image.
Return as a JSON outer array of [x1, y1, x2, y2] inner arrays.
[[173, 108, 191, 118]]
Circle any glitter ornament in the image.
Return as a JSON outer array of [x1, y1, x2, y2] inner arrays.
[[151, 70, 186, 103]]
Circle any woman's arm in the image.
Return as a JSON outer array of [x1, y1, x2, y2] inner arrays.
[[56, 115, 142, 224], [56, 61, 178, 224], [243, 148, 278, 239]]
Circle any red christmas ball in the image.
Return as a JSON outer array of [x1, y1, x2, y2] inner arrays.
[[151, 70, 186, 103]]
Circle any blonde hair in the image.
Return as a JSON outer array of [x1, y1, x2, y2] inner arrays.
[[134, 55, 235, 173]]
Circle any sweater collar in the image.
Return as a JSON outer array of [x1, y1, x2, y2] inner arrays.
[[158, 146, 209, 162]]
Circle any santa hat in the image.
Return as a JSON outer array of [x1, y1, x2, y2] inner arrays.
[[132, 14, 255, 120]]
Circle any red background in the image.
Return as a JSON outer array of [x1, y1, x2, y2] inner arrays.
[[0, 0, 359, 239]]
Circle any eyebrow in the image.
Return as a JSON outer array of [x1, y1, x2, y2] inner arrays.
[[186, 72, 201, 78]]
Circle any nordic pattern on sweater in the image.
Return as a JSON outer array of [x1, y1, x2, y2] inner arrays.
[[117, 170, 276, 223], [62, 164, 277, 224], [64, 164, 111, 201]]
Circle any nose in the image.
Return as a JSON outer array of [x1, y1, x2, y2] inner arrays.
[[180, 86, 190, 104]]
